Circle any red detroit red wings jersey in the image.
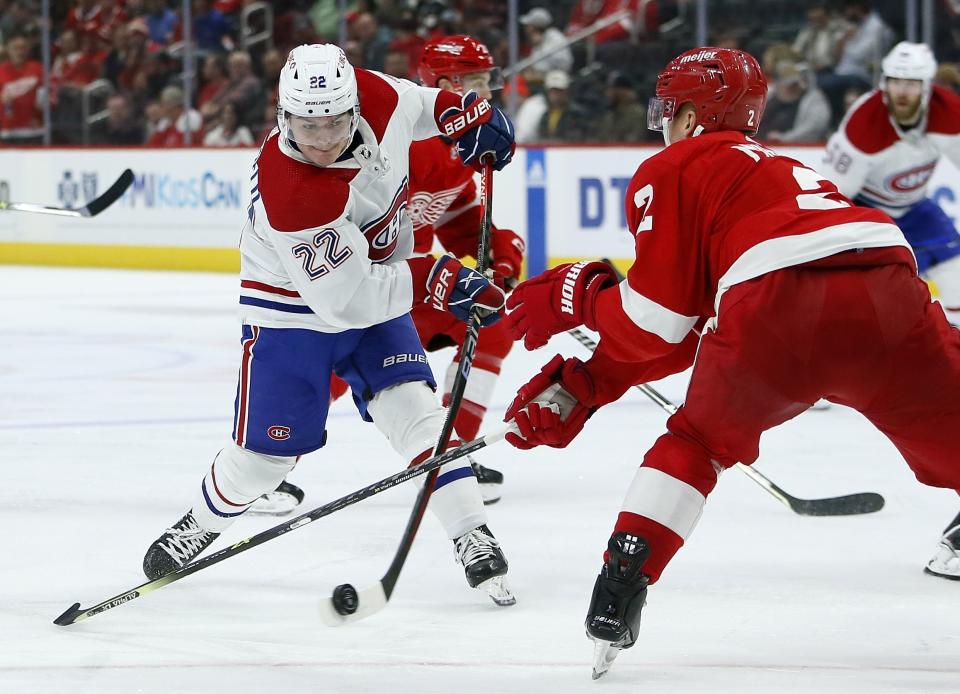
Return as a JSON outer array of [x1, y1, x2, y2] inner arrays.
[[592, 131, 912, 369], [408, 136, 480, 255]]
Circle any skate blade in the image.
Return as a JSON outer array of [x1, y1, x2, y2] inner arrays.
[[477, 575, 516, 607], [590, 638, 621, 680], [247, 491, 301, 516]]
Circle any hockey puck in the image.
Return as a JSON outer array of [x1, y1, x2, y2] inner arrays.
[[332, 583, 359, 615]]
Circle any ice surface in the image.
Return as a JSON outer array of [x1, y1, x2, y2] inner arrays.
[[1, 267, 957, 694]]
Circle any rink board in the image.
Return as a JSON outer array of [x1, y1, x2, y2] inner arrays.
[[0, 145, 957, 273]]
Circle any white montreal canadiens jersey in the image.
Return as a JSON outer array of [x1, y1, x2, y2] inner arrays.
[[238, 69, 449, 332], [822, 87, 960, 218]]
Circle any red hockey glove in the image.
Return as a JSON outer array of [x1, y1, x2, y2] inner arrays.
[[503, 354, 605, 449], [413, 253, 505, 326], [489, 227, 525, 290], [505, 261, 618, 350]]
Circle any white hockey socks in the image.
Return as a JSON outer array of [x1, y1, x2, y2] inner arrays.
[[369, 381, 486, 539], [191, 444, 298, 533]]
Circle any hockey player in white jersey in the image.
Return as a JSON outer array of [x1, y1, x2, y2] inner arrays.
[[823, 42, 960, 325], [822, 42, 960, 579], [141, 44, 519, 605]]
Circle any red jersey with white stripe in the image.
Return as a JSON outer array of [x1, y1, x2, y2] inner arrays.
[[593, 131, 912, 367], [408, 135, 481, 257], [239, 69, 461, 332], [0, 60, 43, 138], [822, 87, 960, 218]]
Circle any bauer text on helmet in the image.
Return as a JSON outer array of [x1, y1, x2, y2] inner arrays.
[[647, 47, 767, 144]]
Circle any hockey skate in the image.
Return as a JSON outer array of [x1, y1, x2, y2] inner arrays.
[[248, 480, 305, 516], [470, 457, 504, 505], [454, 524, 516, 606], [925, 513, 960, 580], [586, 532, 651, 680], [143, 511, 220, 580]]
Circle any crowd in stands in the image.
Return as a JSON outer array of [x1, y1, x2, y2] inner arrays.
[[0, 0, 957, 147]]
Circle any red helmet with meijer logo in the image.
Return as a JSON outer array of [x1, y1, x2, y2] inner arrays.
[[648, 47, 768, 137], [418, 35, 503, 93]]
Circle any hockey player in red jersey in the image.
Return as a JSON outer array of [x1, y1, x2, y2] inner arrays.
[[141, 44, 518, 606], [323, 35, 525, 505], [501, 47, 960, 677]]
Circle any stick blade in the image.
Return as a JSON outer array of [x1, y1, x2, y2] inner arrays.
[[81, 169, 134, 217], [790, 492, 885, 516], [318, 582, 387, 627], [53, 602, 83, 626]]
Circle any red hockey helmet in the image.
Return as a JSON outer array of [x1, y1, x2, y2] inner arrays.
[[418, 35, 503, 94], [647, 47, 768, 137]]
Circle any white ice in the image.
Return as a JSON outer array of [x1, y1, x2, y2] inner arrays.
[[0, 267, 957, 694]]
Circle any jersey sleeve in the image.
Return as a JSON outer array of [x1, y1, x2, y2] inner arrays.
[[591, 153, 706, 369], [267, 201, 415, 330], [433, 184, 483, 258], [821, 127, 872, 198]]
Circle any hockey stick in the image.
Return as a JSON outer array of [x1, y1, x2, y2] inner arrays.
[[565, 327, 884, 516], [0, 169, 134, 218], [53, 427, 513, 626], [318, 155, 499, 625]]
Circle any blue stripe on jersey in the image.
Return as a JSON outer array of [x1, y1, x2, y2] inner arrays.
[[855, 194, 913, 210], [201, 481, 249, 518], [434, 465, 475, 490], [239, 296, 315, 314]]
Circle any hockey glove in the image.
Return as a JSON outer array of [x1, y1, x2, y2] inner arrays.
[[420, 253, 505, 326], [503, 354, 601, 449], [440, 91, 515, 171], [489, 227, 525, 290], [505, 261, 618, 350]]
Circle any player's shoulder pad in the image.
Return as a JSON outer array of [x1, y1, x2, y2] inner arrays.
[[841, 90, 897, 154], [255, 134, 354, 232], [356, 69, 401, 141], [926, 85, 960, 135]]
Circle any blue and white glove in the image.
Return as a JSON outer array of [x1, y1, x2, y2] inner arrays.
[[426, 254, 506, 326], [439, 92, 516, 171]]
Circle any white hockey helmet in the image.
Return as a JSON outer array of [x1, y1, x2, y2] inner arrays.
[[881, 41, 937, 91], [277, 44, 360, 155]]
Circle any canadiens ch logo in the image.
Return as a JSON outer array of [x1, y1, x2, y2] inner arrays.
[[887, 162, 936, 193], [267, 425, 291, 441]]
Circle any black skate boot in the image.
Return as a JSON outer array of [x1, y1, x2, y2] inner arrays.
[[925, 510, 960, 580], [143, 511, 220, 580], [470, 457, 504, 505], [249, 480, 305, 516], [585, 532, 651, 679], [454, 524, 516, 606]]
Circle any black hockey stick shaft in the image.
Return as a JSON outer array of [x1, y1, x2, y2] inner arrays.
[[0, 169, 134, 218], [378, 155, 496, 601], [565, 327, 884, 516], [53, 428, 510, 626]]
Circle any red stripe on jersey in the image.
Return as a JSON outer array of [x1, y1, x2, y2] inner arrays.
[[240, 279, 302, 298], [356, 69, 400, 141], [844, 91, 898, 154], [927, 86, 960, 135], [234, 326, 260, 448]]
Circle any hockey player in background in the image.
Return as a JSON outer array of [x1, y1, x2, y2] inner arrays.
[[321, 35, 525, 506], [823, 41, 960, 325], [500, 47, 960, 677], [142, 44, 519, 606]]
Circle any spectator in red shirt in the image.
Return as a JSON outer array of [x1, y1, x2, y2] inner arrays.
[[0, 35, 44, 144], [146, 85, 202, 147], [197, 53, 229, 123], [566, 0, 657, 44], [65, 0, 127, 45]]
